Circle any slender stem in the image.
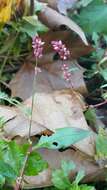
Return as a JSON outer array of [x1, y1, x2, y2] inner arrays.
[[28, 57, 38, 140], [14, 145, 32, 190], [90, 100, 107, 109], [14, 58, 38, 190]]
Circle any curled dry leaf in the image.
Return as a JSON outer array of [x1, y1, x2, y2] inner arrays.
[[38, 5, 88, 45]]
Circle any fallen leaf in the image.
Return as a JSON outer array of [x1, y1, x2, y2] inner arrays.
[[40, 30, 93, 58], [0, 106, 17, 122], [22, 148, 106, 188], [0, 0, 12, 23], [1, 105, 46, 138], [9, 61, 88, 100], [43, 60, 88, 95], [38, 5, 88, 45], [0, 0, 23, 23], [2, 89, 95, 156]]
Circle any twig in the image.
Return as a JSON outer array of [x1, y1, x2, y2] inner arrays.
[[90, 100, 107, 109]]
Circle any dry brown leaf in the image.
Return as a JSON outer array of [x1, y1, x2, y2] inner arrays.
[[40, 30, 93, 58], [38, 5, 88, 45], [42, 60, 88, 95], [1, 105, 46, 138], [0, 106, 105, 187], [22, 148, 106, 189], [0, 106, 17, 121], [24, 90, 95, 156], [2, 89, 94, 156], [9, 61, 88, 100]]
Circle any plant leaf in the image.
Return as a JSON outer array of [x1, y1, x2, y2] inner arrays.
[[0, 175, 5, 187], [52, 169, 71, 189], [20, 16, 48, 37], [36, 127, 92, 149], [74, 170, 85, 184], [96, 128, 107, 159], [52, 161, 73, 189], [39, 5, 88, 45], [0, 140, 47, 185], [61, 160, 76, 176], [0, 161, 16, 183], [25, 151, 48, 176], [73, 3, 107, 35]]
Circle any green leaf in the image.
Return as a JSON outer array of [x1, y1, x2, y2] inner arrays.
[[100, 68, 107, 81], [79, 184, 95, 190], [78, 0, 94, 7], [34, 0, 43, 12], [74, 170, 85, 184], [20, 16, 48, 37], [25, 152, 48, 176], [23, 16, 38, 26], [61, 160, 76, 176], [52, 161, 95, 190], [0, 140, 48, 185], [52, 170, 71, 190], [0, 116, 6, 128], [85, 108, 99, 131], [73, 3, 107, 34], [52, 161, 73, 189], [36, 127, 92, 149], [0, 161, 16, 183], [96, 128, 107, 159], [3, 141, 28, 175], [70, 183, 95, 190], [0, 175, 5, 187]]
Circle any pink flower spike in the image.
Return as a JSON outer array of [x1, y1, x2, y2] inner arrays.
[[61, 63, 72, 82], [51, 40, 70, 60], [32, 36, 45, 59]]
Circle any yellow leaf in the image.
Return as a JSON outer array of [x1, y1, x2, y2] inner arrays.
[[0, 0, 22, 23], [0, 0, 12, 23]]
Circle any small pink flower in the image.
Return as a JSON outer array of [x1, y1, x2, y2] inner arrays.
[[61, 63, 71, 82], [32, 36, 45, 59], [51, 40, 70, 60]]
